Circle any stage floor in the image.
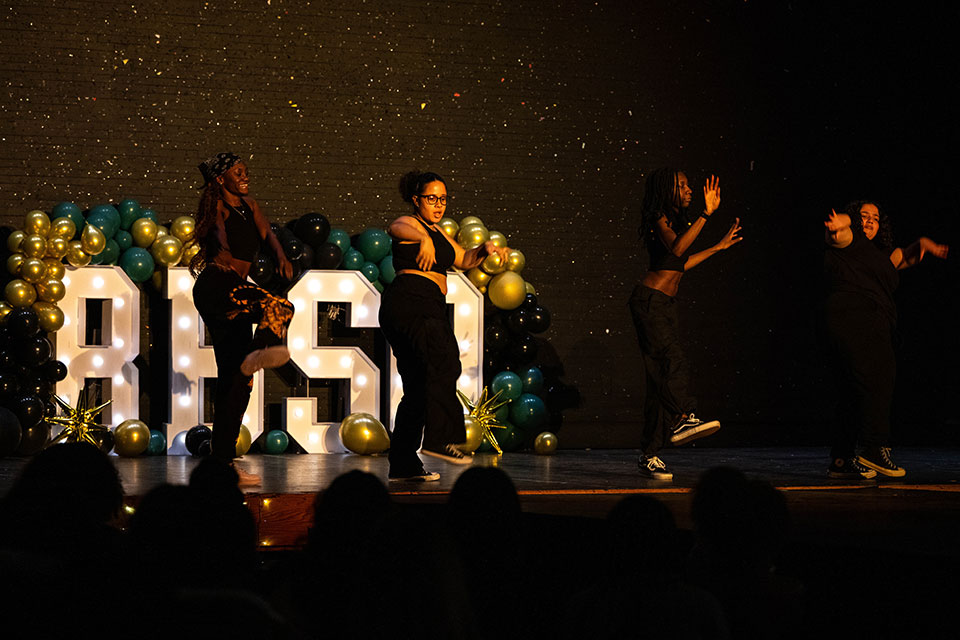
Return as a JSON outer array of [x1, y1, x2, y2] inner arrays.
[[3, 446, 960, 553]]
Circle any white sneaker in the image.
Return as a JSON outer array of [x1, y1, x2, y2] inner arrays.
[[638, 455, 673, 481], [669, 413, 721, 445]]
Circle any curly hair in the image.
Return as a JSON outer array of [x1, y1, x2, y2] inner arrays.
[[638, 167, 690, 254], [844, 200, 893, 250], [398, 170, 446, 206], [188, 181, 224, 277]]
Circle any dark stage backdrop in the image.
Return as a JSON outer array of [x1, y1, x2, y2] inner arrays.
[[1, 1, 957, 447]]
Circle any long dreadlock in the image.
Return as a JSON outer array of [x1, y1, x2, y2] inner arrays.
[[638, 167, 689, 254], [188, 181, 224, 277], [843, 200, 894, 250]]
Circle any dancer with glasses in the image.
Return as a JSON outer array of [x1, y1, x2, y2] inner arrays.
[[822, 201, 948, 478], [380, 170, 510, 482], [629, 168, 742, 480]]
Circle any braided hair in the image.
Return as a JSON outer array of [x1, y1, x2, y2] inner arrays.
[[188, 181, 224, 277], [843, 200, 894, 250], [639, 167, 689, 254]]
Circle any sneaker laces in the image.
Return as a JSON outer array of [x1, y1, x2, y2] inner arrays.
[[647, 456, 666, 470], [444, 444, 466, 460], [879, 447, 895, 466]]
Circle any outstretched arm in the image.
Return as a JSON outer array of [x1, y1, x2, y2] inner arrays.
[[824, 209, 853, 248], [890, 237, 949, 270], [684, 217, 742, 271], [456, 240, 510, 270]]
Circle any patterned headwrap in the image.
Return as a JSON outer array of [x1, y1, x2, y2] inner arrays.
[[198, 152, 241, 187]]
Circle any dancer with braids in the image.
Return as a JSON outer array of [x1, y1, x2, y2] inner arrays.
[[380, 170, 510, 482], [822, 201, 948, 478], [189, 152, 295, 486], [629, 168, 742, 480]]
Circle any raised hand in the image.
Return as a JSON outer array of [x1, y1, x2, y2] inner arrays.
[[717, 217, 742, 250], [824, 209, 850, 232], [704, 175, 721, 216]]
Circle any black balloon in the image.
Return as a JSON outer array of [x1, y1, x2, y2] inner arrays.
[[96, 429, 114, 454], [15, 421, 49, 456], [0, 368, 18, 398], [485, 324, 510, 352], [197, 438, 212, 457], [7, 308, 40, 338], [0, 406, 22, 458], [521, 293, 539, 311], [295, 212, 331, 248], [314, 242, 343, 269], [249, 253, 275, 287], [16, 336, 53, 368], [282, 237, 304, 262], [41, 360, 68, 382], [14, 394, 44, 429], [185, 424, 212, 456], [0, 350, 14, 369], [527, 306, 552, 334], [507, 334, 538, 366], [299, 243, 315, 270], [505, 308, 531, 334]]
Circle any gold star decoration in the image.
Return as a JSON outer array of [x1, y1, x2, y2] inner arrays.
[[46, 392, 112, 448], [458, 386, 510, 455]]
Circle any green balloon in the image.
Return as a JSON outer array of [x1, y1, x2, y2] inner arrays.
[[139, 208, 158, 223], [496, 421, 526, 451], [85, 212, 119, 239], [117, 199, 141, 230], [373, 280, 384, 293], [342, 247, 364, 270], [51, 202, 84, 232], [88, 205, 121, 235], [491, 371, 523, 401], [379, 255, 396, 284], [494, 403, 510, 425], [521, 367, 544, 394], [327, 228, 351, 254], [114, 229, 133, 251], [99, 238, 120, 265], [360, 261, 380, 282], [263, 429, 289, 454], [119, 247, 155, 282], [147, 429, 166, 455], [356, 228, 391, 263], [509, 393, 547, 431]]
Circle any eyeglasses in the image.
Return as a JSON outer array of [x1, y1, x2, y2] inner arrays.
[[417, 194, 447, 206]]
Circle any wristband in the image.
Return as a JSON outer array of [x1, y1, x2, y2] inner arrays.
[[699, 211, 710, 221]]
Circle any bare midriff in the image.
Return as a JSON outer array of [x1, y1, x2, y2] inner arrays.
[[396, 269, 448, 295], [212, 253, 252, 281], [641, 269, 683, 297]]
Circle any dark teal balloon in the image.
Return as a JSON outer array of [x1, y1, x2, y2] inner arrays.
[[88, 204, 121, 234], [509, 393, 547, 431], [99, 238, 120, 265], [117, 199, 141, 230], [360, 261, 380, 283], [139, 208, 158, 223], [356, 228, 391, 263], [342, 248, 364, 270], [494, 403, 510, 425], [147, 429, 166, 455], [491, 371, 523, 401], [114, 229, 133, 251], [477, 437, 493, 453], [496, 421, 526, 451], [85, 211, 120, 239], [88, 246, 104, 265], [119, 247, 155, 282], [379, 255, 396, 284], [520, 367, 544, 395], [51, 202, 84, 231], [263, 429, 289, 454], [373, 280, 384, 293], [327, 228, 351, 254]]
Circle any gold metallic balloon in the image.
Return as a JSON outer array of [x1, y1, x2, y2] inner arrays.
[[131, 218, 158, 247], [80, 224, 106, 255], [6, 253, 24, 276], [150, 235, 183, 266], [7, 230, 25, 253], [480, 251, 507, 275], [235, 424, 252, 456], [534, 431, 558, 455], [179, 241, 200, 266], [49, 217, 77, 241], [170, 216, 196, 243], [488, 231, 508, 248], [460, 216, 484, 228], [457, 224, 489, 250], [19, 258, 46, 284], [24, 210, 51, 236], [487, 271, 526, 310], [0, 301, 12, 324], [21, 234, 46, 259], [66, 240, 92, 267], [459, 415, 484, 453], [114, 419, 151, 457], [524, 281, 536, 295], [467, 267, 491, 290], [438, 217, 459, 238], [339, 412, 390, 455], [35, 277, 65, 303], [505, 249, 526, 273], [156, 225, 169, 238], [33, 301, 64, 332], [43, 258, 66, 280], [5, 279, 37, 307], [45, 236, 69, 259]]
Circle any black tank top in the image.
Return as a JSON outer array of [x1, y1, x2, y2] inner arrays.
[[223, 199, 261, 262], [645, 213, 688, 272], [391, 216, 456, 274]]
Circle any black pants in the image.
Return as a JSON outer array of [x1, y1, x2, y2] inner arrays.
[[629, 284, 696, 456], [193, 264, 294, 462], [821, 295, 896, 459], [379, 274, 465, 473]]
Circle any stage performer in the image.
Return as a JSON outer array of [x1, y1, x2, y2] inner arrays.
[[189, 152, 295, 487], [380, 170, 510, 481], [629, 168, 742, 480], [822, 201, 948, 478]]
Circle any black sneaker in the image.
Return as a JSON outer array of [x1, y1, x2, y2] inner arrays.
[[827, 457, 877, 480], [388, 468, 441, 482], [669, 413, 721, 445], [857, 447, 906, 477], [421, 444, 473, 465], [638, 455, 673, 481]]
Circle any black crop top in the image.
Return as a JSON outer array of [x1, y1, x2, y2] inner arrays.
[[646, 214, 688, 272], [391, 216, 456, 274], [223, 199, 261, 262]]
